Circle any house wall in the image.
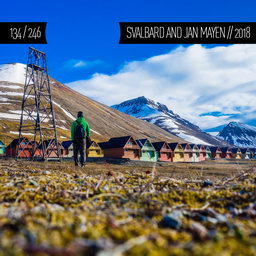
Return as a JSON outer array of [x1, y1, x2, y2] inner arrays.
[[158, 152, 172, 162], [140, 150, 157, 162], [7, 146, 32, 158], [183, 152, 192, 162], [206, 152, 211, 159], [215, 152, 222, 159], [192, 152, 199, 162], [87, 148, 103, 157], [124, 149, 140, 160], [103, 147, 140, 160], [173, 152, 184, 162], [199, 152, 206, 161]]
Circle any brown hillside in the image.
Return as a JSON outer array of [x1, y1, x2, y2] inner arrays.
[[0, 65, 184, 145]]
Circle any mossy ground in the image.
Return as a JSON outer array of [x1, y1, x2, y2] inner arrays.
[[0, 159, 255, 255]]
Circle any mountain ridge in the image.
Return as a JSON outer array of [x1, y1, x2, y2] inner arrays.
[[112, 96, 230, 146], [218, 121, 256, 148]]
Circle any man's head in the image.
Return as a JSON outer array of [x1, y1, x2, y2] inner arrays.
[[77, 111, 83, 118]]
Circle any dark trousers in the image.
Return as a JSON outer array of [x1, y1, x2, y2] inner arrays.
[[73, 139, 86, 165]]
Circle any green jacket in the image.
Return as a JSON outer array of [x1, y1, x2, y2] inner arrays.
[[71, 117, 90, 141]]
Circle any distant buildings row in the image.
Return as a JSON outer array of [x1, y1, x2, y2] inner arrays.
[[0, 136, 255, 162]]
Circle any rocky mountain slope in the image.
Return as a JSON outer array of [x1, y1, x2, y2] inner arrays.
[[112, 96, 229, 146], [218, 122, 256, 148], [0, 63, 184, 144]]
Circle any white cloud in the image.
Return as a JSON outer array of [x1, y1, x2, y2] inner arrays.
[[66, 44, 256, 130], [64, 59, 104, 69]]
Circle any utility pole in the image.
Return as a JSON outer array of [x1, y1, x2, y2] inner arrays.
[[17, 47, 61, 160]]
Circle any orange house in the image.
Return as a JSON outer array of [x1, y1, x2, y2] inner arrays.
[[197, 144, 206, 161], [152, 142, 172, 162], [209, 146, 222, 159], [99, 136, 140, 160], [180, 143, 193, 162]]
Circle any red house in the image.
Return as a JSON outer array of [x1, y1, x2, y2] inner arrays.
[[220, 147, 232, 159], [152, 142, 172, 162], [99, 136, 140, 160], [6, 137, 35, 158]]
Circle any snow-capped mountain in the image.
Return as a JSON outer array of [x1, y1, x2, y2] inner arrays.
[[218, 122, 256, 147], [112, 96, 229, 146]]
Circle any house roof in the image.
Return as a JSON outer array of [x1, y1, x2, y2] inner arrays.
[[152, 142, 171, 151], [231, 148, 241, 153], [39, 139, 63, 149], [220, 147, 230, 153], [108, 136, 132, 148], [6, 137, 30, 149], [240, 148, 250, 154], [136, 139, 148, 148], [180, 143, 191, 150], [61, 140, 73, 149], [208, 146, 220, 153], [136, 139, 155, 149], [98, 142, 111, 149], [88, 141, 100, 149], [168, 143, 179, 151]]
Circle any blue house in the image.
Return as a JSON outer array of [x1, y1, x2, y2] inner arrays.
[[0, 140, 5, 156]]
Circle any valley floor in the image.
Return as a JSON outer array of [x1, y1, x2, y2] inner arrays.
[[0, 159, 255, 255]]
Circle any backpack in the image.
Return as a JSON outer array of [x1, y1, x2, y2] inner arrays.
[[74, 120, 86, 139]]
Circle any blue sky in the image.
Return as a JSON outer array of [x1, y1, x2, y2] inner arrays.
[[0, 0, 255, 82], [1, 0, 256, 130]]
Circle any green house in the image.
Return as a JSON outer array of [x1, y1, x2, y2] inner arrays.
[[0, 140, 5, 156], [205, 146, 212, 159], [136, 139, 157, 162]]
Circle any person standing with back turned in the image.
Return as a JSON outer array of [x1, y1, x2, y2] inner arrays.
[[71, 111, 90, 167]]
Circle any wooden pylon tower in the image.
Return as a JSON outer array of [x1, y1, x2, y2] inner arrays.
[[17, 47, 61, 160]]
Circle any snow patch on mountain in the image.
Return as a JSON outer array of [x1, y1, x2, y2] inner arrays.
[[0, 63, 26, 84]]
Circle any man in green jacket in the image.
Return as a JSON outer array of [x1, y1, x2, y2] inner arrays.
[[71, 111, 90, 167]]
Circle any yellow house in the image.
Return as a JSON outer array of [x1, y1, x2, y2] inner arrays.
[[231, 148, 242, 159], [87, 141, 104, 157], [168, 143, 184, 162]]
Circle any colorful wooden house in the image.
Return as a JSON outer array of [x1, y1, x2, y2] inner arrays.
[[0, 140, 5, 156], [231, 148, 242, 159], [6, 137, 34, 158], [180, 143, 193, 162], [87, 141, 104, 157], [39, 139, 64, 158], [204, 146, 212, 159], [136, 139, 157, 162], [209, 146, 222, 159], [168, 143, 184, 162], [197, 144, 207, 161], [152, 142, 172, 162], [62, 140, 73, 157], [99, 136, 140, 160], [248, 148, 256, 159], [189, 144, 200, 162], [240, 148, 251, 159], [220, 147, 232, 159]]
